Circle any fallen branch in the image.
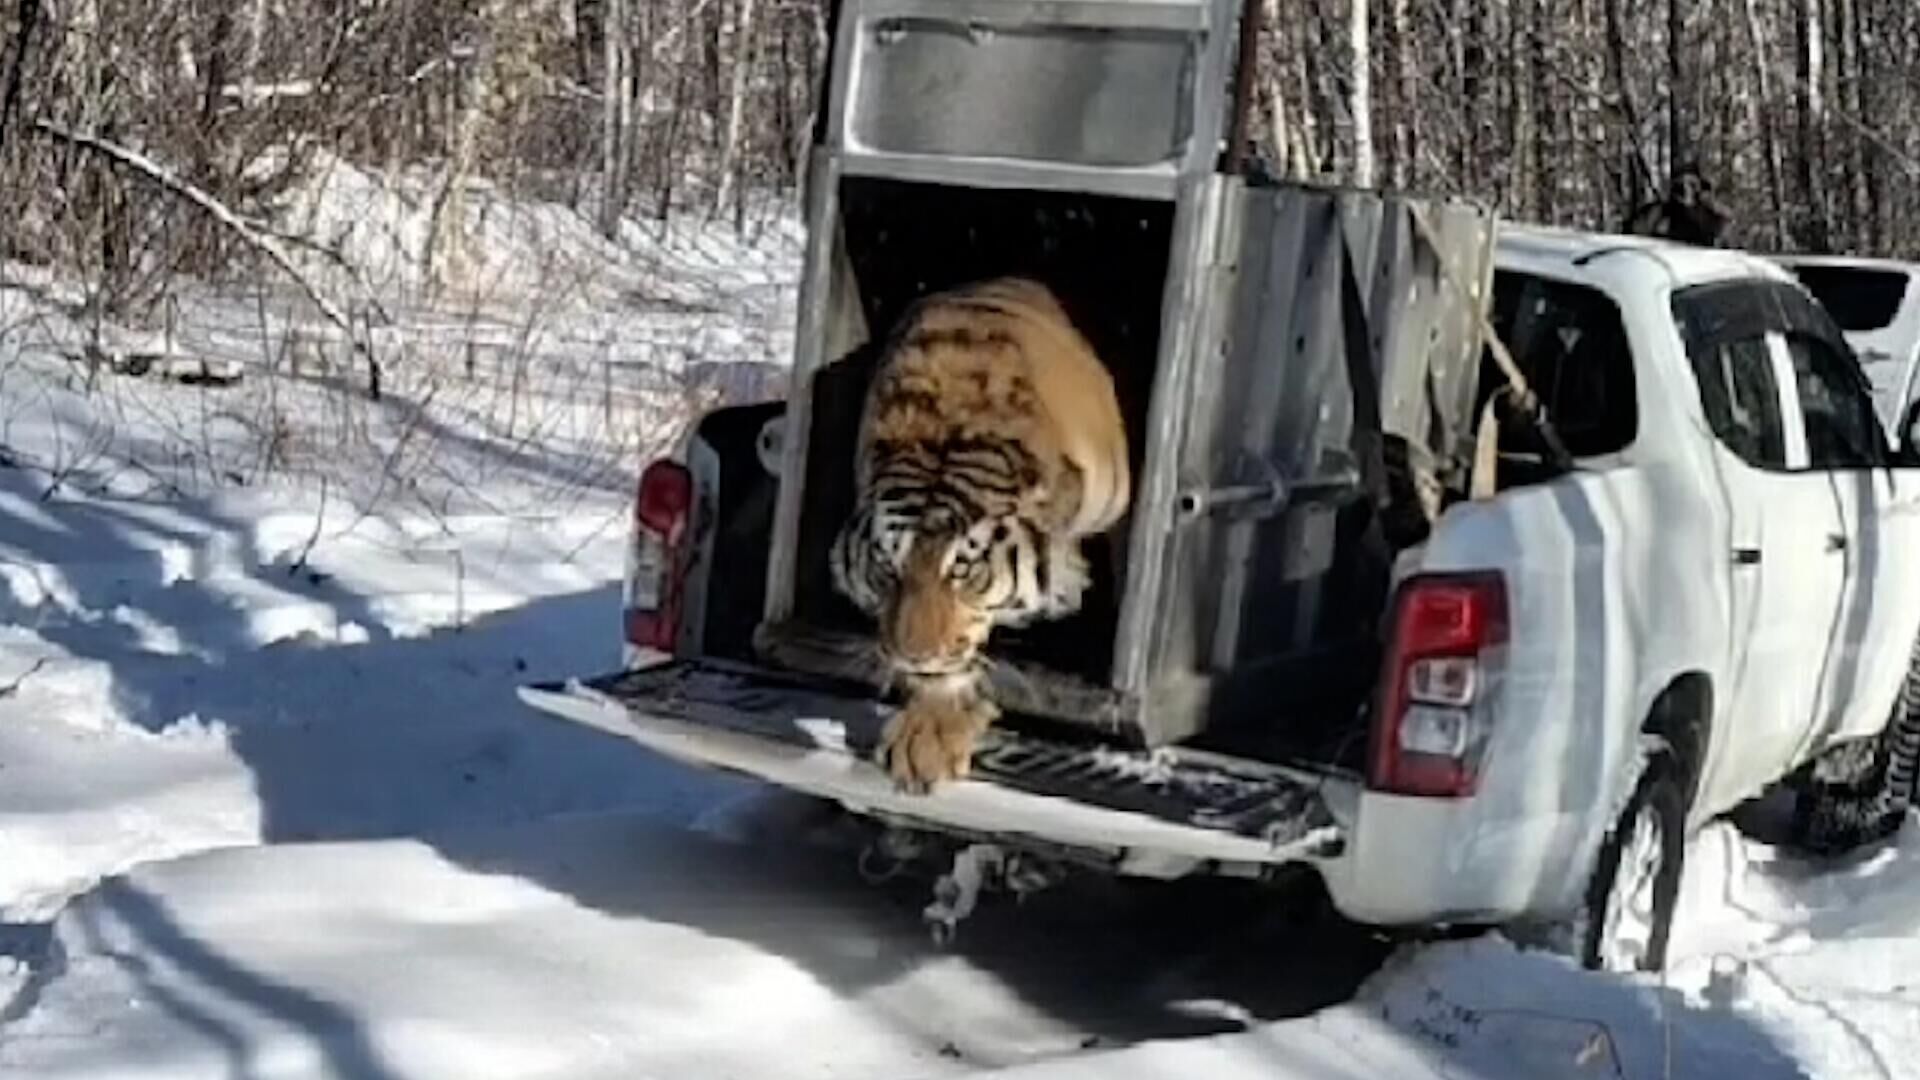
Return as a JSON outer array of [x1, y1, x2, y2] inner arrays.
[[31, 121, 361, 346], [240, 211, 394, 327]]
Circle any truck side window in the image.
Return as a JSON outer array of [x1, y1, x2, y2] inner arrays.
[[1787, 264, 1911, 333], [1787, 334, 1888, 469], [1490, 272, 1637, 456], [1692, 337, 1788, 468]]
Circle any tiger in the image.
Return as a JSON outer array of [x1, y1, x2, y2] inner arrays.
[[828, 276, 1131, 792]]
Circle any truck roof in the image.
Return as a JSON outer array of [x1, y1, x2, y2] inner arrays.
[[1495, 222, 1795, 290], [1773, 251, 1920, 274]]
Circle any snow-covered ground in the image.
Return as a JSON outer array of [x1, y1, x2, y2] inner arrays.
[[1, 172, 1917, 1079]]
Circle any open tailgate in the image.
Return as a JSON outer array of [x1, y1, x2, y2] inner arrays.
[[518, 660, 1348, 875]]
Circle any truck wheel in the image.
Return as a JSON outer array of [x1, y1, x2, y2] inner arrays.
[[1576, 744, 1687, 973], [1790, 635, 1920, 856]]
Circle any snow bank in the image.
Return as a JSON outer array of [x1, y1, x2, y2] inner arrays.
[[269, 147, 805, 310], [0, 149, 800, 525]]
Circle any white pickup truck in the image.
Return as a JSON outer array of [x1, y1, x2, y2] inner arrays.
[[519, 0, 1920, 977], [523, 222, 1920, 975]]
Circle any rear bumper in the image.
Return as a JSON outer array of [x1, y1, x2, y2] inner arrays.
[[517, 659, 1350, 879], [520, 661, 1564, 927], [1318, 791, 1564, 926]]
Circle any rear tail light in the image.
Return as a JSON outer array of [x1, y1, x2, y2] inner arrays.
[[624, 460, 693, 656], [1368, 572, 1509, 798]]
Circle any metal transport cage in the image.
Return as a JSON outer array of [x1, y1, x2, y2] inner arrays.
[[749, 0, 1499, 750]]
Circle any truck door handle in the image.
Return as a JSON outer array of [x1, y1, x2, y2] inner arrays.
[[1827, 533, 1848, 553], [1733, 547, 1761, 566]]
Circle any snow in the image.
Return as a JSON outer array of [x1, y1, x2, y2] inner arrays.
[[7, 816, 1895, 1079], [2, 170, 1918, 1079], [0, 170, 782, 925], [0, 484, 752, 923], [1, 820, 1039, 1079]]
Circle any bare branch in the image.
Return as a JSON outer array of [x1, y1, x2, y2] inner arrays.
[[31, 119, 359, 342]]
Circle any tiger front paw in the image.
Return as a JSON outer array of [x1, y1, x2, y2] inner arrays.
[[877, 690, 999, 794]]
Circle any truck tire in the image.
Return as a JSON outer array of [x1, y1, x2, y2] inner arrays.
[[1575, 743, 1688, 973], [1790, 634, 1920, 856]]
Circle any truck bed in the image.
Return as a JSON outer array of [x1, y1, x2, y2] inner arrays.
[[518, 659, 1349, 877]]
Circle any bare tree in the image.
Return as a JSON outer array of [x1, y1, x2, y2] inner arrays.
[[7, 0, 1920, 331], [713, 0, 759, 219], [1347, 0, 1372, 187], [0, 0, 40, 155], [1668, 0, 1690, 186], [1386, 0, 1413, 188], [1795, 0, 1829, 249], [597, 0, 627, 237], [1744, 0, 1789, 247]]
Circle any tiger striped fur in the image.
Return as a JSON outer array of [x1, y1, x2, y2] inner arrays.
[[829, 277, 1131, 791]]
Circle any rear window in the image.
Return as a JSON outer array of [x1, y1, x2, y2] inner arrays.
[[1786, 264, 1911, 332], [1489, 271, 1638, 457]]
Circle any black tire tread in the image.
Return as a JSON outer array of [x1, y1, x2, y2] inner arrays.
[[1578, 745, 1688, 973], [1793, 632, 1920, 856]]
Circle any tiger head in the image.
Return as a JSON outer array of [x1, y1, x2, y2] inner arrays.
[[833, 504, 1054, 690]]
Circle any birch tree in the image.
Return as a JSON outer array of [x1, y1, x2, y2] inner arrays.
[[1347, 0, 1372, 187]]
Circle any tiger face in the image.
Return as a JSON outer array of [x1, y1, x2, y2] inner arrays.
[[884, 531, 996, 681], [832, 502, 1067, 686]]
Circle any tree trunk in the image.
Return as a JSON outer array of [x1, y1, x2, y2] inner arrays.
[[1301, 2, 1333, 176], [0, 0, 43, 157], [1795, 0, 1828, 249], [1575, 0, 1615, 225], [428, 0, 509, 292], [1458, 0, 1488, 193], [1386, 0, 1413, 187], [1604, 0, 1649, 211], [598, 0, 627, 238], [1258, 0, 1293, 177], [240, 0, 267, 107], [1531, 0, 1552, 222], [1857, 0, 1884, 248], [1668, 0, 1689, 183], [1507, 1, 1526, 216], [1347, 0, 1373, 187], [576, 0, 604, 88], [713, 0, 758, 220], [1836, 0, 1870, 249], [1744, 0, 1789, 249]]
